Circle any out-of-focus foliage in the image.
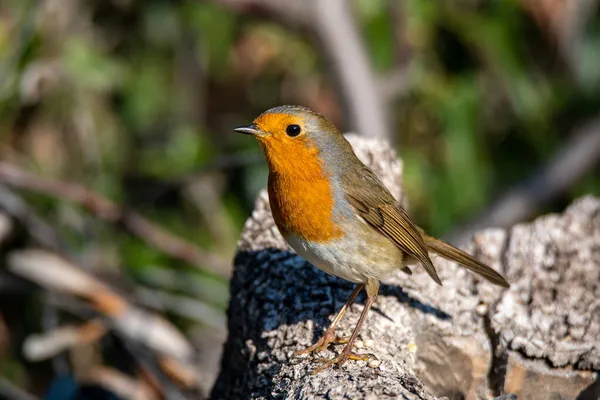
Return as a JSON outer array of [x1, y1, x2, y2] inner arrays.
[[394, 0, 600, 234], [0, 0, 599, 395]]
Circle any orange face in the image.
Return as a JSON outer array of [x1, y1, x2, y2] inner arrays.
[[238, 109, 343, 242], [252, 112, 319, 181], [253, 112, 306, 139]]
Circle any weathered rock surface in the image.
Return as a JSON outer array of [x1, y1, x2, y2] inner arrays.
[[212, 135, 599, 400]]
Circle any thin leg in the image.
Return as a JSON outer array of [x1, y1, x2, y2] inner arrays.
[[312, 279, 379, 374], [295, 283, 364, 356]]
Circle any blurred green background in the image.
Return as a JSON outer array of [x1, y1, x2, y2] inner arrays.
[[1, 0, 599, 397]]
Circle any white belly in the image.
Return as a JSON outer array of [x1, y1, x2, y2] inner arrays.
[[285, 227, 402, 283]]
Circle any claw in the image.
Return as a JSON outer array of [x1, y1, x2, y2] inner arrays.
[[311, 351, 370, 374], [295, 330, 336, 356], [347, 352, 369, 361], [332, 336, 349, 344], [295, 333, 353, 356]]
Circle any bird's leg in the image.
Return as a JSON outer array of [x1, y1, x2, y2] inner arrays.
[[295, 283, 364, 356], [312, 279, 379, 374]]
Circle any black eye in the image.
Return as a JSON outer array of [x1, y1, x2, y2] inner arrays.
[[286, 124, 301, 137]]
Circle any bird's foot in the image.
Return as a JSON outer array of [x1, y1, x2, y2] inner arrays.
[[311, 348, 369, 374], [295, 329, 349, 356]]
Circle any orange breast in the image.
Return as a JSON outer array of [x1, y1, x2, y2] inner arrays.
[[262, 138, 343, 242], [268, 173, 342, 242]]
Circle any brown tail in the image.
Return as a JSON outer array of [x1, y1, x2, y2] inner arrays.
[[422, 233, 510, 288]]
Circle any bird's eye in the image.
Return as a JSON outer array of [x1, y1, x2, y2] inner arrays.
[[285, 124, 302, 137]]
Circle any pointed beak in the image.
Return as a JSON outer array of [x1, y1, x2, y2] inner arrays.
[[234, 124, 264, 137]]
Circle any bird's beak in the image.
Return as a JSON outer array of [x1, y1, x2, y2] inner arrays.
[[234, 124, 264, 137]]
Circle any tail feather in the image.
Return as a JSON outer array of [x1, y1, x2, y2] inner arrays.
[[422, 234, 510, 288]]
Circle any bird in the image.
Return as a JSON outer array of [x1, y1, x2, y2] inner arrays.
[[234, 105, 509, 373]]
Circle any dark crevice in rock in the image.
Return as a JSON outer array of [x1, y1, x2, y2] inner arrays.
[[576, 377, 600, 400], [484, 313, 508, 397]]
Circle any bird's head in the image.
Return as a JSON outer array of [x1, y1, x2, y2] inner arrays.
[[235, 105, 353, 178]]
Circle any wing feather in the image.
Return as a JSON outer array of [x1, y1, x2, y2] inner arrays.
[[343, 168, 442, 285]]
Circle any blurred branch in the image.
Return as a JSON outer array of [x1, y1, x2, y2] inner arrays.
[[23, 320, 106, 362], [182, 151, 264, 179], [312, 0, 392, 142], [45, 296, 198, 397], [212, 0, 395, 143], [449, 116, 600, 244], [378, 67, 411, 102], [136, 287, 226, 332], [0, 187, 201, 392], [136, 267, 229, 305], [0, 188, 69, 374], [0, 378, 38, 400], [8, 249, 195, 363], [120, 341, 191, 400], [136, 152, 263, 208], [0, 212, 13, 245], [7, 249, 200, 393], [0, 185, 69, 252], [0, 163, 230, 278], [83, 367, 158, 400]]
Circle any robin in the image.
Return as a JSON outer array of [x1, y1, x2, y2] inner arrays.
[[235, 105, 509, 373]]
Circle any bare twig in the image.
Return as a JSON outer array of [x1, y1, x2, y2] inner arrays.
[[0, 163, 230, 278], [449, 116, 600, 244]]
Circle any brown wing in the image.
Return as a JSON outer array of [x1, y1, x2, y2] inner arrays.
[[342, 167, 442, 286]]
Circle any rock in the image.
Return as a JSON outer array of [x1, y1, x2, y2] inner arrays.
[[212, 135, 599, 400]]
